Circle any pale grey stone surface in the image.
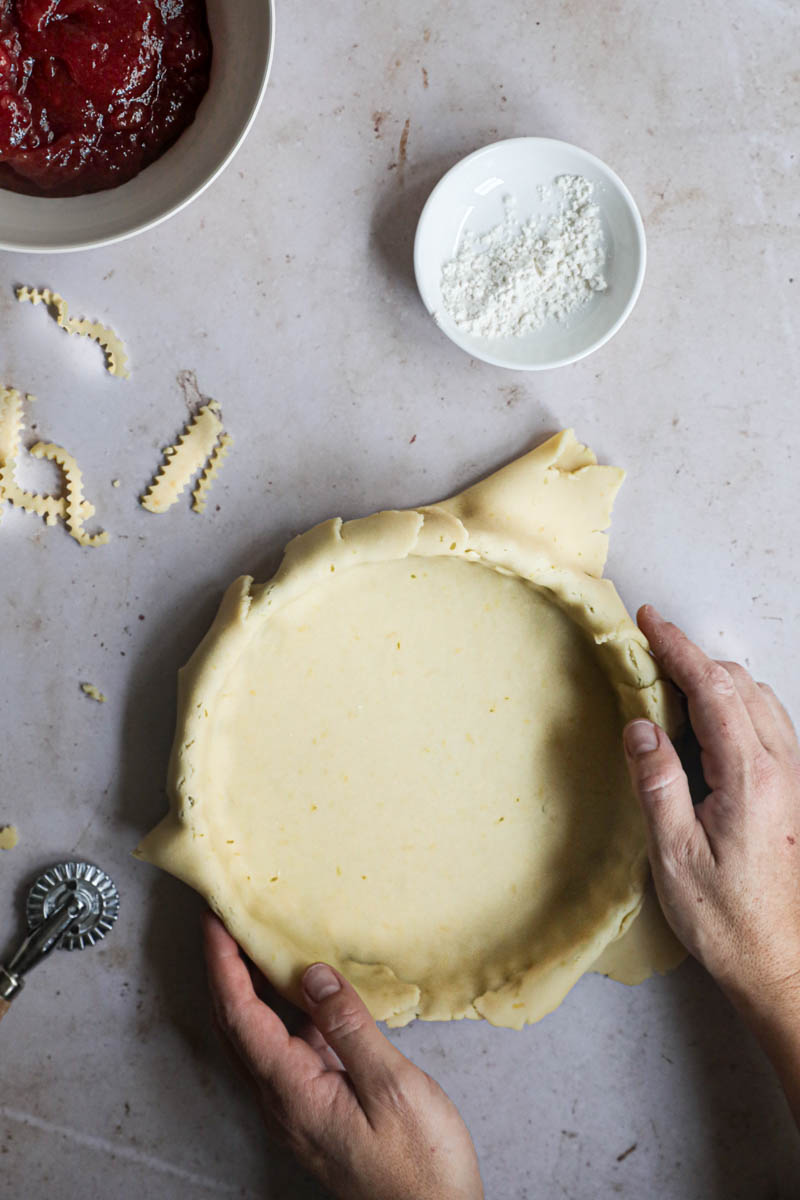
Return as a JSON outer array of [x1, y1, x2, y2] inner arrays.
[[1, 1, 799, 1196]]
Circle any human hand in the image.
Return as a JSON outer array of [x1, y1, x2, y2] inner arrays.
[[202, 913, 484, 1200], [622, 605, 800, 1024]]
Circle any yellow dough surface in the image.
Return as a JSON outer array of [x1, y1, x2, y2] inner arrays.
[[136, 430, 684, 1028], [0, 825, 19, 850]]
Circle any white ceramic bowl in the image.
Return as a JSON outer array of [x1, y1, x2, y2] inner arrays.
[[0, 0, 275, 253], [414, 137, 646, 370]]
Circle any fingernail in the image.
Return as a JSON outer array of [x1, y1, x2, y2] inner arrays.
[[644, 604, 664, 623], [303, 963, 341, 1003], [624, 720, 659, 757]]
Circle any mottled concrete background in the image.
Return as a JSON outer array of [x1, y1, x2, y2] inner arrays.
[[1, 1, 798, 1196]]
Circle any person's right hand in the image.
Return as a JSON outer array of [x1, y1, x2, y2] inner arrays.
[[202, 912, 484, 1200], [622, 605, 800, 1028]]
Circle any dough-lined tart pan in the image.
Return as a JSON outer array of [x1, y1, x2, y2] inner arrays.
[[136, 430, 683, 1028]]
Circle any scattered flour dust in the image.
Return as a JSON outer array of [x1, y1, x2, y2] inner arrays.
[[440, 175, 607, 339]]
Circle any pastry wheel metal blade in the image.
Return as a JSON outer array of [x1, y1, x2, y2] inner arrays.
[[0, 860, 120, 1019]]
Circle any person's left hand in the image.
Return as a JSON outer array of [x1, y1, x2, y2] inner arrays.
[[202, 912, 484, 1200]]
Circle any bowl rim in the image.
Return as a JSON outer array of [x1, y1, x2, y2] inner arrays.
[[0, 0, 276, 255], [413, 136, 647, 372]]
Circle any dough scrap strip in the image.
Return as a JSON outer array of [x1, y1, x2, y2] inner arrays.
[[192, 433, 233, 514], [31, 442, 109, 547], [2, 479, 94, 527], [0, 386, 23, 463], [141, 403, 224, 514], [0, 389, 65, 526], [0, 388, 104, 542], [0, 387, 24, 522], [16, 286, 131, 379]]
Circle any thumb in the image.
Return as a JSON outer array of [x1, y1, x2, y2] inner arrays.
[[302, 963, 409, 1113], [623, 719, 697, 862]]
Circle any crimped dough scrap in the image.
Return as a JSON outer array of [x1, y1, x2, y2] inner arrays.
[[141, 403, 224, 514], [136, 431, 682, 1029], [0, 386, 24, 521], [16, 286, 130, 379], [192, 433, 233, 514], [0, 390, 103, 540], [31, 442, 109, 547]]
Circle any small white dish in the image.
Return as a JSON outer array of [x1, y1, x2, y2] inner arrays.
[[414, 137, 646, 371], [0, 0, 275, 253]]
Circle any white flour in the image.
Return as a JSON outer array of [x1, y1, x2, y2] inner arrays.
[[439, 175, 607, 339]]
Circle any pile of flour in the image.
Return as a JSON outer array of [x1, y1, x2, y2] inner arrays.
[[439, 175, 607, 339]]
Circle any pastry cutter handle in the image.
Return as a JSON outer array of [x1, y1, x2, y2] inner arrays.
[[0, 896, 85, 1015]]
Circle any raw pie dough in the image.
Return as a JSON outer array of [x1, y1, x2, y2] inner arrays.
[[136, 431, 684, 1028]]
